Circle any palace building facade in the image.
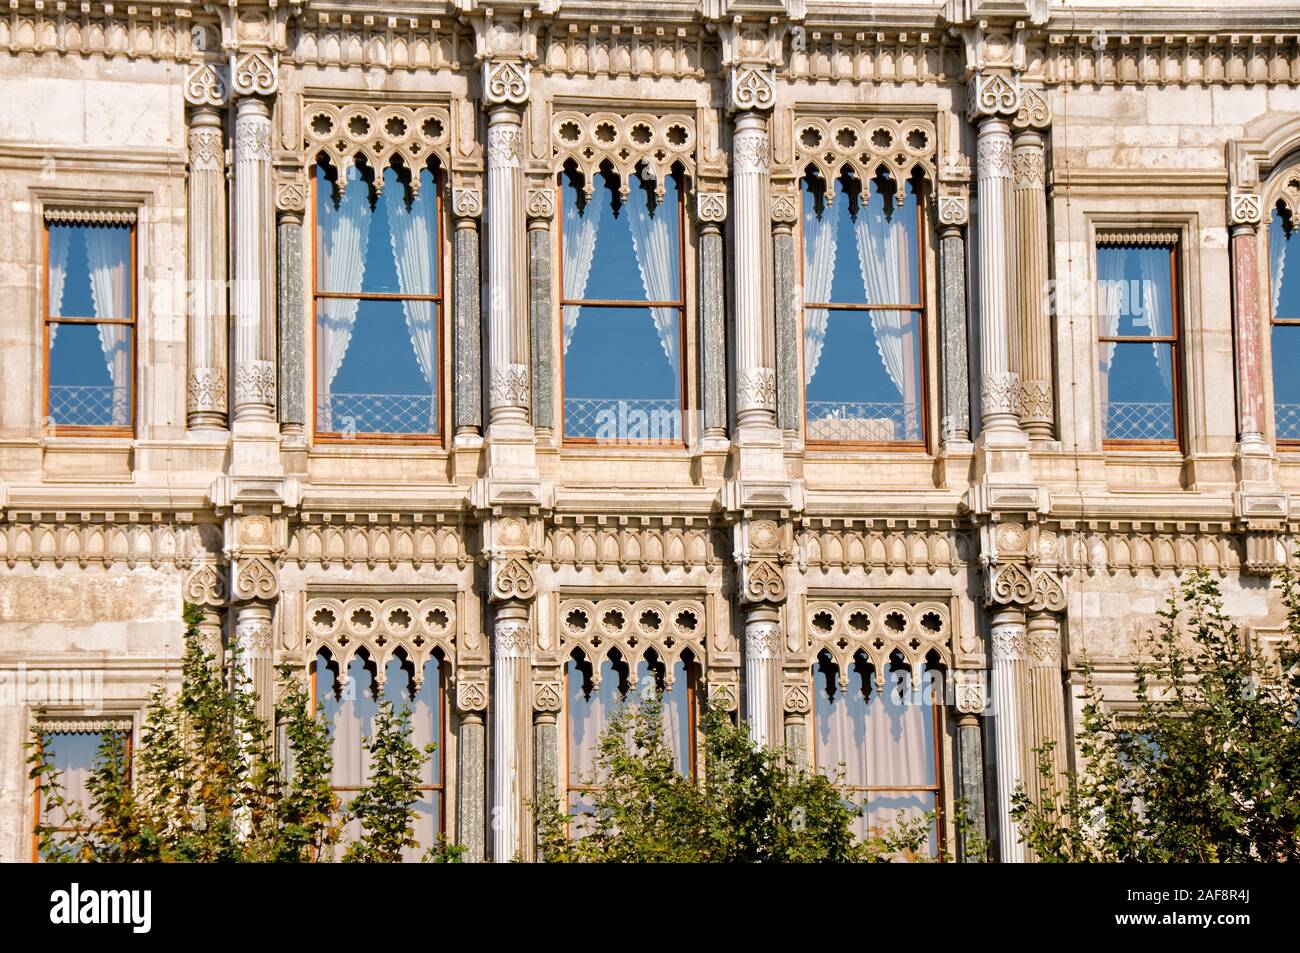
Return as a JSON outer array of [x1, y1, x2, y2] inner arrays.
[[3, 0, 1300, 862]]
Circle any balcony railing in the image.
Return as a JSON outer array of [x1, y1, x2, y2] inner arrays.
[[316, 392, 437, 435], [564, 397, 682, 441], [805, 400, 920, 442], [1104, 400, 1174, 441], [48, 385, 130, 427]]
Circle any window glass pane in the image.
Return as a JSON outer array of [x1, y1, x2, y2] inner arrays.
[[861, 791, 938, 860], [48, 323, 133, 427], [562, 169, 680, 304], [1273, 325, 1300, 439], [41, 730, 115, 826], [315, 164, 439, 296], [1270, 213, 1300, 320], [316, 299, 438, 435], [805, 309, 923, 442], [1101, 341, 1176, 440], [562, 306, 682, 440], [48, 224, 131, 318], [566, 655, 626, 788], [801, 171, 919, 308]]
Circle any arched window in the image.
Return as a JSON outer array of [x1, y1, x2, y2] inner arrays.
[[811, 650, 943, 858], [312, 647, 445, 858], [564, 648, 694, 819], [559, 163, 686, 444], [1269, 207, 1300, 442], [312, 159, 443, 441], [800, 168, 925, 445]]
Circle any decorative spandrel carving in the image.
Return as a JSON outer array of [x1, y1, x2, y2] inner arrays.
[[804, 598, 955, 690], [552, 110, 696, 198], [794, 116, 938, 203], [304, 594, 457, 690], [557, 596, 708, 684], [304, 102, 453, 194]]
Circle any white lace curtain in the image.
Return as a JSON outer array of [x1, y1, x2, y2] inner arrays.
[[1272, 217, 1289, 320], [1135, 246, 1172, 388], [561, 183, 602, 354], [802, 192, 838, 382], [626, 181, 680, 378], [316, 166, 370, 430], [384, 178, 439, 431], [813, 659, 935, 793], [1095, 247, 1127, 418], [85, 226, 132, 426], [46, 227, 70, 345]]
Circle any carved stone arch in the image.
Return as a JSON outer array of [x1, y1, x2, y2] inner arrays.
[[303, 101, 453, 197], [794, 115, 938, 207], [551, 109, 697, 201]]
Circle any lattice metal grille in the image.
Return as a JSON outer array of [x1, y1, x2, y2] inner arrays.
[[1277, 403, 1300, 440], [1104, 400, 1174, 441], [49, 385, 130, 427], [564, 397, 682, 441], [316, 393, 437, 435], [805, 401, 920, 442]]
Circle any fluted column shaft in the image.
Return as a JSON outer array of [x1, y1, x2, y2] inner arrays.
[[743, 604, 780, 746], [1024, 611, 1068, 809], [975, 118, 1020, 433], [1232, 223, 1266, 443], [232, 97, 276, 424], [1013, 130, 1054, 439], [233, 603, 274, 724], [990, 606, 1027, 863], [732, 112, 776, 430], [485, 108, 529, 428], [186, 107, 228, 430], [492, 602, 530, 861]]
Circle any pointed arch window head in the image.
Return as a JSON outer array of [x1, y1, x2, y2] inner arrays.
[[312, 158, 444, 441], [800, 167, 926, 445], [559, 161, 686, 444], [1268, 206, 1300, 442]]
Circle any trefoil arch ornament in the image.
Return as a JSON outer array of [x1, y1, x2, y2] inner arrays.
[[804, 597, 955, 691], [303, 101, 453, 196], [552, 110, 697, 199], [793, 115, 938, 205], [304, 594, 457, 691], [556, 596, 708, 688]]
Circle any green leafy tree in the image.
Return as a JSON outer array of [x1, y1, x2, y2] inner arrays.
[[536, 696, 946, 862], [1013, 569, 1300, 862], [343, 700, 435, 863]]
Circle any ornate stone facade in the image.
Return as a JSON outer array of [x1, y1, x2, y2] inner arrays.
[[1, 0, 1298, 865]]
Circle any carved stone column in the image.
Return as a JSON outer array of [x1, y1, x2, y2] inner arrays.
[[455, 669, 488, 863], [232, 94, 278, 426], [185, 103, 229, 431], [772, 190, 801, 435], [452, 187, 483, 441], [527, 186, 556, 435], [484, 92, 530, 431], [1024, 611, 1068, 806], [969, 74, 1022, 436], [732, 106, 776, 432], [1011, 100, 1054, 440], [953, 670, 989, 862], [937, 194, 972, 444], [737, 516, 786, 747], [233, 602, 274, 724], [275, 179, 307, 437], [743, 605, 781, 747], [491, 603, 530, 862], [697, 192, 729, 442], [1229, 193, 1266, 446], [989, 606, 1027, 863]]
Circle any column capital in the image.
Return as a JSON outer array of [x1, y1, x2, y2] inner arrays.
[[697, 189, 728, 224], [453, 186, 484, 220], [937, 192, 970, 228], [1011, 86, 1051, 131], [483, 59, 530, 108], [1230, 190, 1264, 229], [229, 49, 279, 98], [966, 71, 1022, 123], [728, 63, 776, 113], [184, 62, 230, 108]]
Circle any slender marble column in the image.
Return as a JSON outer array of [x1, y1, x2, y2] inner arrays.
[[453, 214, 483, 437], [528, 213, 554, 434], [697, 213, 728, 440], [186, 107, 228, 430], [956, 713, 987, 862], [277, 210, 305, 435], [533, 715, 558, 855], [195, 606, 225, 667], [485, 108, 529, 429], [1232, 223, 1266, 444], [975, 118, 1020, 434], [990, 606, 1027, 863], [492, 603, 530, 861], [743, 604, 781, 746], [232, 97, 277, 424], [1012, 130, 1055, 439], [773, 221, 800, 434], [457, 712, 486, 863], [234, 602, 274, 724], [939, 221, 971, 443], [1024, 611, 1068, 807], [732, 112, 776, 430]]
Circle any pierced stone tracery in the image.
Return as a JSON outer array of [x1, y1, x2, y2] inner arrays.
[[794, 116, 937, 204], [556, 596, 707, 686], [304, 594, 457, 688], [552, 110, 696, 198], [803, 598, 954, 690], [303, 101, 452, 194]]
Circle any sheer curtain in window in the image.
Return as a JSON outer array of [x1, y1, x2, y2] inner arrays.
[[802, 196, 838, 383], [561, 184, 602, 354], [85, 227, 131, 426], [626, 180, 679, 378], [316, 167, 370, 430], [385, 179, 438, 431], [1273, 218, 1288, 320], [47, 227, 70, 345], [1095, 247, 1127, 420], [853, 185, 919, 438], [1136, 246, 1172, 388]]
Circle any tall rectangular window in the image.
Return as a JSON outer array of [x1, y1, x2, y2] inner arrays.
[[1095, 240, 1181, 445], [801, 169, 926, 445], [312, 649, 445, 858], [559, 165, 686, 444], [313, 162, 443, 441], [1269, 212, 1300, 442], [32, 725, 131, 861], [812, 654, 942, 859], [45, 217, 135, 433]]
